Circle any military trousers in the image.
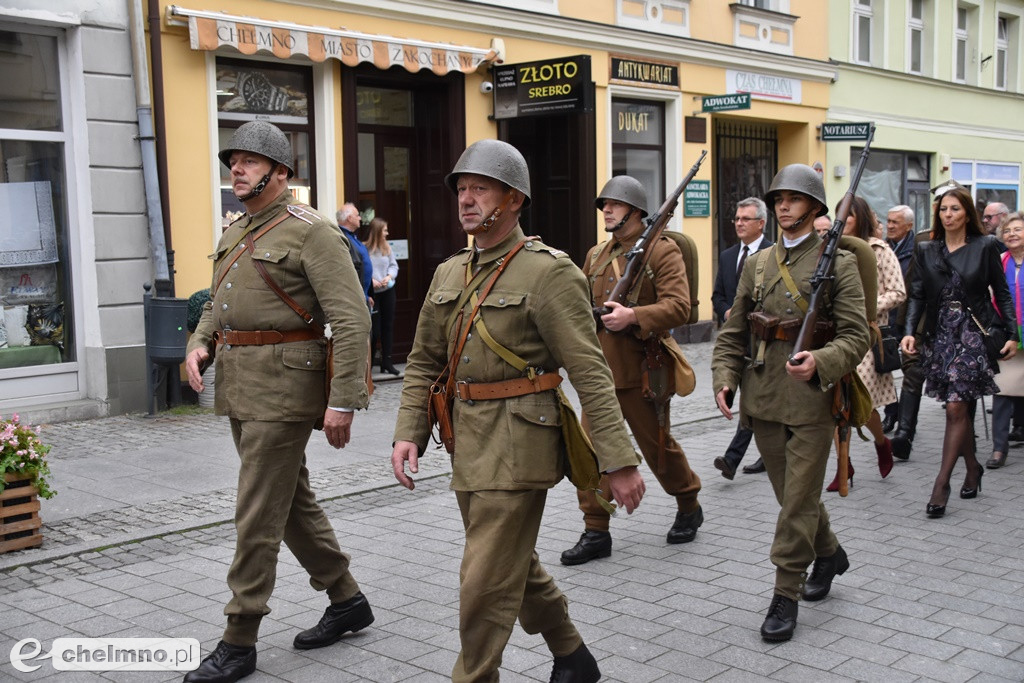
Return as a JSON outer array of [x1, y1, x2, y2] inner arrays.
[[453, 489, 581, 683], [223, 418, 361, 646], [749, 416, 840, 601], [578, 387, 701, 531]]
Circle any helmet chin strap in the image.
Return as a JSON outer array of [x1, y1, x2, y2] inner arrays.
[[466, 189, 514, 236], [238, 170, 275, 203], [605, 207, 634, 233]]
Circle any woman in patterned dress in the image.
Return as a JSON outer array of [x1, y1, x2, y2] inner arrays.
[[901, 187, 1018, 518], [826, 196, 906, 492]]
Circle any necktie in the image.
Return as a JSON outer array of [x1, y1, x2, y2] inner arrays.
[[737, 245, 749, 277]]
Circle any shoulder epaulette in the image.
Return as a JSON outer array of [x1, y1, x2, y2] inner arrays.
[[286, 203, 319, 225], [524, 237, 569, 259]]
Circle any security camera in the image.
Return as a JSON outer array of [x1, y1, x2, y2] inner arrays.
[[480, 81, 494, 94]]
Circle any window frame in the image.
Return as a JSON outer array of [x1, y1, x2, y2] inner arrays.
[[954, 5, 971, 84], [852, 0, 876, 66], [907, 0, 925, 74], [995, 15, 1008, 90]]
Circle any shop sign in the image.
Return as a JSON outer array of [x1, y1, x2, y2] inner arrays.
[[683, 180, 711, 217], [493, 55, 592, 119], [820, 122, 873, 141], [609, 56, 678, 89], [726, 69, 802, 104], [701, 93, 751, 113]]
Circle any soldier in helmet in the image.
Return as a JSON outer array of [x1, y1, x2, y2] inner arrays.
[[184, 121, 374, 682], [391, 140, 645, 683], [560, 175, 703, 566], [711, 164, 870, 642]]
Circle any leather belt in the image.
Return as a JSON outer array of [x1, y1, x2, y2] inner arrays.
[[214, 328, 323, 346], [454, 373, 562, 401]]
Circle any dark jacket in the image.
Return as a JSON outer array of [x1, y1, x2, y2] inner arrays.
[[711, 238, 773, 323], [904, 235, 1018, 343]]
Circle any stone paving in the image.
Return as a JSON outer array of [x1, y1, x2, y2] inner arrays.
[[1, 342, 1023, 681]]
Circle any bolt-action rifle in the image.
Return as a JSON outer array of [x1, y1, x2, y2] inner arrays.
[[788, 123, 876, 496], [593, 150, 707, 328]]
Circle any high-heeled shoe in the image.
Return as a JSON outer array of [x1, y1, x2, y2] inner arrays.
[[960, 466, 983, 499], [875, 438, 894, 478], [825, 462, 854, 492], [926, 484, 951, 518]]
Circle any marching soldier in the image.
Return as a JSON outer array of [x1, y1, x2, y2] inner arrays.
[[184, 121, 373, 682], [711, 164, 869, 641], [391, 140, 645, 683], [561, 175, 703, 566]]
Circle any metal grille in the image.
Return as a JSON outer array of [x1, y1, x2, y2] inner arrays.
[[714, 120, 778, 250]]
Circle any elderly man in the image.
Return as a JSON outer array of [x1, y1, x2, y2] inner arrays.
[[880, 205, 916, 432], [391, 139, 645, 683], [983, 201, 1010, 237], [337, 202, 374, 306], [711, 197, 773, 479], [184, 121, 373, 682]]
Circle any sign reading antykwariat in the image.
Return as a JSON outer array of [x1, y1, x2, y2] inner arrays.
[[820, 122, 873, 141], [701, 93, 751, 113], [609, 56, 678, 89], [493, 55, 592, 120]]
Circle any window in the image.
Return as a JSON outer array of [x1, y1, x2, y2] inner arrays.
[[995, 16, 1008, 90], [215, 59, 315, 223], [953, 4, 978, 85], [851, 149, 931, 235], [617, 0, 689, 38], [737, 0, 791, 10], [611, 98, 665, 214], [731, 0, 796, 55], [852, 0, 882, 66], [952, 159, 1020, 213], [907, 0, 926, 74], [0, 28, 74, 369]]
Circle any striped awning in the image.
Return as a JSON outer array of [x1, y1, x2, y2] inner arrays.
[[167, 6, 503, 75]]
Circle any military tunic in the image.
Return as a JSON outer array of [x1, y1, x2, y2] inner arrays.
[[393, 225, 639, 682], [711, 233, 869, 599], [576, 234, 701, 529], [187, 189, 371, 646]]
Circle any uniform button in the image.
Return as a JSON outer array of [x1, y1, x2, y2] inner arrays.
[[786, 308, 793, 314], [231, 263, 238, 269], [264, 252, 271, 257], [225, 344, 232, 350], [467, 333, 472, 340], [498, 298, 506, 305], [605, 290, 611, 294], [467, 400, 475, 406], [785, 292, 792, 298], [221, 303, 228, 310], [463, 356, 470, 363], [539, 415, 546, 423], [526, 241, 534, 247], [608, 276, 614, 281], [827, 383, 834, 389], [226, 282, 232, 289], [306, 360, 312, 366]]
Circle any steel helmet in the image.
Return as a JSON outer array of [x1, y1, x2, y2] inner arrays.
[[444, 139, 531, 207], [764, 164, 827, 217], [218, 121, 294, 178], [595, 175, 649, 217]]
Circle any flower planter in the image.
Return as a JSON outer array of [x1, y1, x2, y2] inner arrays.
[[0, 473, 43, 553]]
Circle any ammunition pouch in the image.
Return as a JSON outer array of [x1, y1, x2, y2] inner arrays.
[[748, 311, 781, 341], [428, 378, 456, 455]]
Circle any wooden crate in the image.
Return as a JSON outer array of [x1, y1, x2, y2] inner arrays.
[[1, 473, 43, 553]]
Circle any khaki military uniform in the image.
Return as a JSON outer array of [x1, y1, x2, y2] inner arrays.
[[188, 189, 370, 646], [577, 234, 701, 530], [394, 225, 639, 682], [711, 233, 869, 600]]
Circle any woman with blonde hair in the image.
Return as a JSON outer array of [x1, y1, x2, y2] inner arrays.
[[364, 217, 400, 375]]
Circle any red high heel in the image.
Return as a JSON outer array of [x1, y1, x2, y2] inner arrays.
[[826, 462, 854, 492], [876, 438, 894, 478]]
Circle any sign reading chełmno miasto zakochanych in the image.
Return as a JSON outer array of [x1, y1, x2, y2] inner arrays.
[[683, 180, 711, 217], [820, 122, 873, 141], [701, 93, 751, 113], [493, 55, 592, 120]]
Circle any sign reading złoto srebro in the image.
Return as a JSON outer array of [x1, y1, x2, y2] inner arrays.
[[701, 93, 751, 113], [493, 55, 592, 119], [820, 122, 873, 141]]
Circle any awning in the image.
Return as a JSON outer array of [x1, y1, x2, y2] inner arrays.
[[166, 6, 503, 75]]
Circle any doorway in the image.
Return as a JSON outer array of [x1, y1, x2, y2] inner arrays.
[[342, 65, 466, 361], [714, 120, 778, 251], [500, 112, 596, 267]]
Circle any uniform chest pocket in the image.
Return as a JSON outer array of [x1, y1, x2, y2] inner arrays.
[[245, 248, 290, 289], [281, 346, 326, 371], [476, 291, 528, 347]]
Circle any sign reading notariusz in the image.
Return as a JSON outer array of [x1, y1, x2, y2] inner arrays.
[[701, 93, 751, 113], [820, 122, 873, 141]]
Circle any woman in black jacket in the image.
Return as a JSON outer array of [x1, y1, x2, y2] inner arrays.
[[900, 186, 1017, 518]]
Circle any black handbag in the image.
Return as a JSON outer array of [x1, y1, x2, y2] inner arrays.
[[967, 308, 1009, 364], [871, 325, 902, 373]]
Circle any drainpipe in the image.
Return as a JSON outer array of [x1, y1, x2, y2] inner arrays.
[[128, 0, 174, 297]]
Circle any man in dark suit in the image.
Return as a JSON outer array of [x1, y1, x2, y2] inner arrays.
[[711, 197, 773, 479]]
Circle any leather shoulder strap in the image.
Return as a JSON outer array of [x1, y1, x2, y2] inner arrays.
[[214, 213, 290, 295], [244, 229, 323, 335]]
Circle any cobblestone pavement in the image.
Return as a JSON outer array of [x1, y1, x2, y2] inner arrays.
[[2, 343, 1023, 681]]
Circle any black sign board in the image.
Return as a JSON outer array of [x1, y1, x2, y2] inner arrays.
[[610, 57, 678, 88], [493, 55, 592, 120], [701, 93, 751, 113], [820, 122, 873, 141]]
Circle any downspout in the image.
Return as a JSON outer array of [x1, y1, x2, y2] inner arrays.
[[128, 0, 174, 296]]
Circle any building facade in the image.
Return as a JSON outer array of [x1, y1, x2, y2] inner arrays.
[[0, 1, 156, 422], [826, 0, 1023, 232]]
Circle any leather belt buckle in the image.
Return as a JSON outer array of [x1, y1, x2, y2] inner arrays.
[[455, 381, 470, 401]]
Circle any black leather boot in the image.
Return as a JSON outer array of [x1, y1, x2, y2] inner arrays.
[[560, 530, 611, 565], [666, 506, 703, 544], [881, 401, 898, 433], [293, 592, 374, 650], [760, 594, 798, 642], [891, 390, 921, 460], [184, 641, 256, 683], [549, 643, 600, 683], [803, 545, 849, 601]]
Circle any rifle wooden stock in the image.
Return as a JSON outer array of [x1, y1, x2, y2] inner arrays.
[[788, 126, 875, 364], [594, 150, 707, 327]]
